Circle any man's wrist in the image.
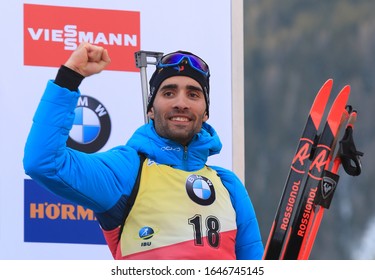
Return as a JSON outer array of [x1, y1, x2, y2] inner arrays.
[[54, 65, 85, 91]]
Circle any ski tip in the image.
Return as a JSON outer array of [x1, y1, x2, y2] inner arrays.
[[310, 79, 334, 129], [324, 78, 334, 86], [319, 79, 334, 92], [335, 84, 351, 101], [326, 84, 351, 134], [341, 84, 351, 93], [332, 84, 351, 109], [314, 79, 334, 103]]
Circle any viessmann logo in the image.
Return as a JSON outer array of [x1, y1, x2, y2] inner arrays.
[[23, 4, 140, 71]]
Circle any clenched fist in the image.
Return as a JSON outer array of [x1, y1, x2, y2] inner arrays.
[[64, 42, 111, 77]]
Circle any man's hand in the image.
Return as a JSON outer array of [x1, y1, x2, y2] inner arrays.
[[64, 42, 111, 77]]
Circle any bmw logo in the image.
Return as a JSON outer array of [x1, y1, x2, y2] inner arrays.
[[185, 175, 216, 205], [67, 95, 111, 153]]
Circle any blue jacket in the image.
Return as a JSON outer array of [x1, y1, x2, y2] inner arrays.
[[23, 80, 264, 259]]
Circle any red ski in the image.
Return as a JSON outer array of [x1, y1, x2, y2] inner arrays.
[[281, 85, 350, 259], [263, 79, 333, 260], [299, 108, 363, 259]]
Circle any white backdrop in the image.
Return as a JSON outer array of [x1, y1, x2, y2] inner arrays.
[[0, 0, 242, 259]]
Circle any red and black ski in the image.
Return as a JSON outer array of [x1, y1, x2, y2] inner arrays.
[[263, 79, 333, 260], [281, 85, 350, 259], [298, 108, 363, 259]]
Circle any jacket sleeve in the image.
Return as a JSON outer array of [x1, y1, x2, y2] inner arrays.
[[211, 166, 264, 260], [23, 80, 139, 213]]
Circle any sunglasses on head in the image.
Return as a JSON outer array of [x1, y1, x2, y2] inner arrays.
[[157, 51, 210, 77]]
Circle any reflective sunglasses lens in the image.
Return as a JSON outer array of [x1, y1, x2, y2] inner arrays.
[[160, 53, 185, 65], [188, 56, 209, 72], [160, 53, 209, 73]]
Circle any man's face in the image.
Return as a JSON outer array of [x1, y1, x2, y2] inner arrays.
[[148, 76, 208, 146]]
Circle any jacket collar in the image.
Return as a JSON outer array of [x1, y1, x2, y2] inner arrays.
[[126, 120, 222, 171]]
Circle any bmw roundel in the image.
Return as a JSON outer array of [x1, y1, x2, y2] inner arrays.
[[67, 95, 111, 153], [185, 174, 216, 205]]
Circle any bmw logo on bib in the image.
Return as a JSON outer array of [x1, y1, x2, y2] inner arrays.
[[185, 174, 215, 206]]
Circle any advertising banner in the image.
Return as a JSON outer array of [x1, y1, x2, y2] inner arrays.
[[0, 0, 240, 259]]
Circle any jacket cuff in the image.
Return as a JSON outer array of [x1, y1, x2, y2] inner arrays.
[[54, 65, 84, 91]]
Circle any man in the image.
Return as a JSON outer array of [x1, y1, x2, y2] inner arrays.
[[23, 42, 264, 259]]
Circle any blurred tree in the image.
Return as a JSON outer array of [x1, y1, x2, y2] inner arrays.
[[244, 0, 375, 259]]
